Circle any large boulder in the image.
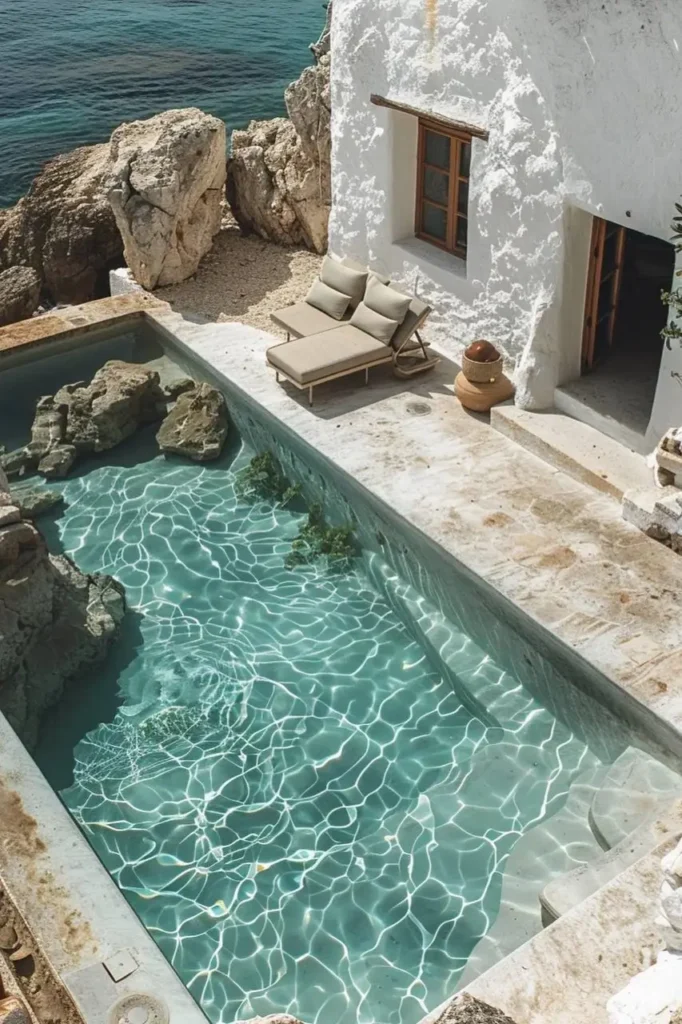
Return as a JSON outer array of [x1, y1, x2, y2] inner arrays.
[[0, 468, 125, 749], [156, 383, 228, 461], [0, 267, 41, 327], [1, 360, 167, 480], [0, 144, 123, 305], [228, 25, 331, 253], [107, 108, 227, 290], [54, 360, 167, 452]]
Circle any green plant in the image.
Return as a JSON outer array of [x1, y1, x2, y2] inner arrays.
[[235, 451, 300, 505], [662, 203, 682, 346], [285, 503, 357, 570]]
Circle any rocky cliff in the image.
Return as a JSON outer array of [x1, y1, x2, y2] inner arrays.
[[107, 108, 227, 290], [227, 8, 332, 253], [0, 468, 125, 749], [0, 108, 227, 313]]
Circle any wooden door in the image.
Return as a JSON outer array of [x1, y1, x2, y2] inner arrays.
[[582, 217, 627, 371]]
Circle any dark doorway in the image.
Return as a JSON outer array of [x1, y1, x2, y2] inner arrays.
[[564, 219, 675, 445]]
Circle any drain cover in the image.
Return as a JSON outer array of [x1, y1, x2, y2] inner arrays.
[[406, 401, 431, 416], [109, 993, 169, 1024]]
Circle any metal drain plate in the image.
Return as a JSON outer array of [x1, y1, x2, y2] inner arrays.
[[406, 401, 431, 416], [109, 993, 169, 1024]]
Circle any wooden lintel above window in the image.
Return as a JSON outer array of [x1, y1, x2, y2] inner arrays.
[[370, 94, 489, 142]]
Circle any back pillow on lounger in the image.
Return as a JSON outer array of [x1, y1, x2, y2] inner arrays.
[[364, 277, 412, 324], [350, 302, 399, 344], [320, 256, 368, 307], [305, 278, 351, 320]]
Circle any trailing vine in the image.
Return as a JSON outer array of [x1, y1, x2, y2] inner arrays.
[[235, 451, 300, 505], [285, 503, 357, 570], [661, 202, 682, 347], [236, 452, 358, 570]]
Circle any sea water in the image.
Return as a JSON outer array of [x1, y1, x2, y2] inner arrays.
[[0, 0, 325, 206]]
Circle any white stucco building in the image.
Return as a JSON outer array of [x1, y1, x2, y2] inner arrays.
[[329, 0, 682, 452]]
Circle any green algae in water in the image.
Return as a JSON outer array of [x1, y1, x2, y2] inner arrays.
[[34, 429, 599, 1024]]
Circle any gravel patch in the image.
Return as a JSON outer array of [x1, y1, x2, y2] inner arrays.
[[154, 218, 322, 338]]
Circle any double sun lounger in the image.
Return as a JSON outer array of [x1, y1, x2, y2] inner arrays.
[[267, 258, 438, 405]]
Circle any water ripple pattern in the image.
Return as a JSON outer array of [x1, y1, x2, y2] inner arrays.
[[0, 0, 324, 206], [40, 433, 596, 1024]]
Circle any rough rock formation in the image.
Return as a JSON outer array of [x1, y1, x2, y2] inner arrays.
[[0, 144, 123, 305], [107, 108, 227, 290], [0, 267, 41, 327], [9, 485, 63, 519], [0, 467, 125, 748], [157, 383, 228, 461], [228, 15, 331, 253], [434, 994, 518, 1024], [1, 361, 167, 480]]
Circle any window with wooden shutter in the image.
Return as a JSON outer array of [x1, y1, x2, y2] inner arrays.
[[416, 120, 472, 259]]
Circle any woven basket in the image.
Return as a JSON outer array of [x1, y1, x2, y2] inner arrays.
[[461, 353, 503, 383]]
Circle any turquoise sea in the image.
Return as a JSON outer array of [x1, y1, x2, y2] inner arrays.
[[0, 0, 326, 207]]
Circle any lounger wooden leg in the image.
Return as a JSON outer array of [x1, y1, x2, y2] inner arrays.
[[275, 371, 280, 382], [309, 386, 314, 406], [364, 367, 369, 385], [286, 332, 291, 342]]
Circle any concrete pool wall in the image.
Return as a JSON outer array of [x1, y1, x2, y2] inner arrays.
[[2, 294, 682, 1023]]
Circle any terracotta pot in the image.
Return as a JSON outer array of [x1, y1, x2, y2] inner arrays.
[[455, 371, 514, 412], [461, 353, 504, 383]]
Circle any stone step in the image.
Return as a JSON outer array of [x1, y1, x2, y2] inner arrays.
[[363, 552, 567, 742], [456, 760, 607, 989], [491, 403, 650, 499], [541, 814, 678, 923], [589, 746, 682, 850]]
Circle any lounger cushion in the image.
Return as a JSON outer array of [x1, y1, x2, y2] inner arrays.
[[271, 301, 341, 338], [341, 257, 391, 286], [364, 277, 412, 324], [350, 301, 399, 344], [268, 325, 390, 385], [305, 279, 351, 320], [320, 256, 368, 307]]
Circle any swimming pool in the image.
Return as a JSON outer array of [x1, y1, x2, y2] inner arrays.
[[0, 321, 670, 1024]]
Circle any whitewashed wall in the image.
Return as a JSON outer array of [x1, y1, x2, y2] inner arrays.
[[329, 0, 682, 410]]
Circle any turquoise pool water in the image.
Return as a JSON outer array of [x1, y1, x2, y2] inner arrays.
[[33, 421, 599, 1024]]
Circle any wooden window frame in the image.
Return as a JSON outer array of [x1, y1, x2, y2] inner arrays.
[[415, 118, 472, 260]]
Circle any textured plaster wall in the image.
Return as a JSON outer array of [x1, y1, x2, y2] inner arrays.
[[330, 0, 682, 408]]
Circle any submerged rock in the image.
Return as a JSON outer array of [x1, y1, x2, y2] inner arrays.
[[156, 383, 228, 462], [37, 444, 77, 479], [228, 20, 331, 253], [0, 266, 41, 327], [0, 467, 125, 749], [0, 143, 123, 306], [163, 377, 197, 401], [107, 108, 227, 290], [9, 485, 64, 519], [0, 448, 36, 480]]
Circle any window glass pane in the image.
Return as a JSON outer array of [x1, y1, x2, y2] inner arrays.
[[456, 216, 468, 251], [421, 203, 448, 241], [424, 130, 450, 170], [459, 140, 471, 177], [423, 168, 449, 205], [457, 180, 469, 215]]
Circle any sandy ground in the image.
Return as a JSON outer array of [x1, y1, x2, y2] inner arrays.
[[154, 218, 322, 338]]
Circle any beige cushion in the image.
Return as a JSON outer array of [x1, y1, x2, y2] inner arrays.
[[320, 256, 367, 307], [268, 325, 390, 385], [305, 279, 351, 320], [364, 277, 412, 323], [350, 301, 399, 344], [271, 301, 342, 337], [341, 257, 390, 286]]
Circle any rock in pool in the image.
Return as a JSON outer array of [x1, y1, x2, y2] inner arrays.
[[156, 383, 228, 462]]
